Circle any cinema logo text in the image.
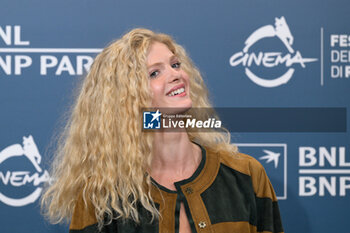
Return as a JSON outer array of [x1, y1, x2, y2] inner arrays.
[[0, 135, 50, 207], [230, 16, 317, 88], [0, 25, 101, 76]]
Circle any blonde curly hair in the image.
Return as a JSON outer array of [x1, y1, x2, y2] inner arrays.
[[41, 28, 237, 229]]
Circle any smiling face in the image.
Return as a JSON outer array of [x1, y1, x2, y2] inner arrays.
[[147, 42, 192, 112]]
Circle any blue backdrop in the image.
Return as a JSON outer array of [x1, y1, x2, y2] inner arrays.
[[0, 0, 349, 232]]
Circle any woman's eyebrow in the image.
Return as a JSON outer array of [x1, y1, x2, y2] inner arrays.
[[169, 55, 179, 62], [147, 62, 163, 69], [147, 55, 178, 68]]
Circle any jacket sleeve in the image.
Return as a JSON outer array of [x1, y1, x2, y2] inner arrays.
[[69, 193, 100, 233], [250, 158, 284, 233]]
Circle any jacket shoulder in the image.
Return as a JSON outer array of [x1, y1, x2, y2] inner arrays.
[[216, 150, 277, 201], [70, 192, 98, 231]]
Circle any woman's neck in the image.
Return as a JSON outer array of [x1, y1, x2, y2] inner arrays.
[[150, 131, 202, 183]]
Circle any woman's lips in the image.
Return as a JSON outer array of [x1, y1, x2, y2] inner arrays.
[[165, 84, 185, 96]]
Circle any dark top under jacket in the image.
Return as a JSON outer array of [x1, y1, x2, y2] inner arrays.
[[69, 144, 284, 233]]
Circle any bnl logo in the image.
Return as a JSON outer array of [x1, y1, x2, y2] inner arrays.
[[143, 110, 162, 129], [236, 143, 287, 200]]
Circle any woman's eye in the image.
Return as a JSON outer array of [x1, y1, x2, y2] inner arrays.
[[149, 70, 159, 78], [172, 62, 181, 69]]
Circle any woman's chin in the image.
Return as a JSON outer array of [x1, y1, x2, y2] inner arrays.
[[152, 99, 192, 114], [155, 106, 190, 115]]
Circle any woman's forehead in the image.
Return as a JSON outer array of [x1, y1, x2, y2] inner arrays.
[[147, 42, 176, 66]]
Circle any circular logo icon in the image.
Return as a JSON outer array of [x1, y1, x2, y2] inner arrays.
[[0, 135, 50, 207]]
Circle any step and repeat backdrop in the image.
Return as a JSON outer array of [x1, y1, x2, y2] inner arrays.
[[0, 0, 349, 233]]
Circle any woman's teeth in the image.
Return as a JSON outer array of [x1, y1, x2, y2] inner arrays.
[[167, 87, 185, 97]]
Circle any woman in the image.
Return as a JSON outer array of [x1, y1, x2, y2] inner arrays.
[[41, 28, 283, 233]]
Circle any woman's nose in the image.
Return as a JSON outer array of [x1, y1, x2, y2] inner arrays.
[[167, 66, 181, 82]]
